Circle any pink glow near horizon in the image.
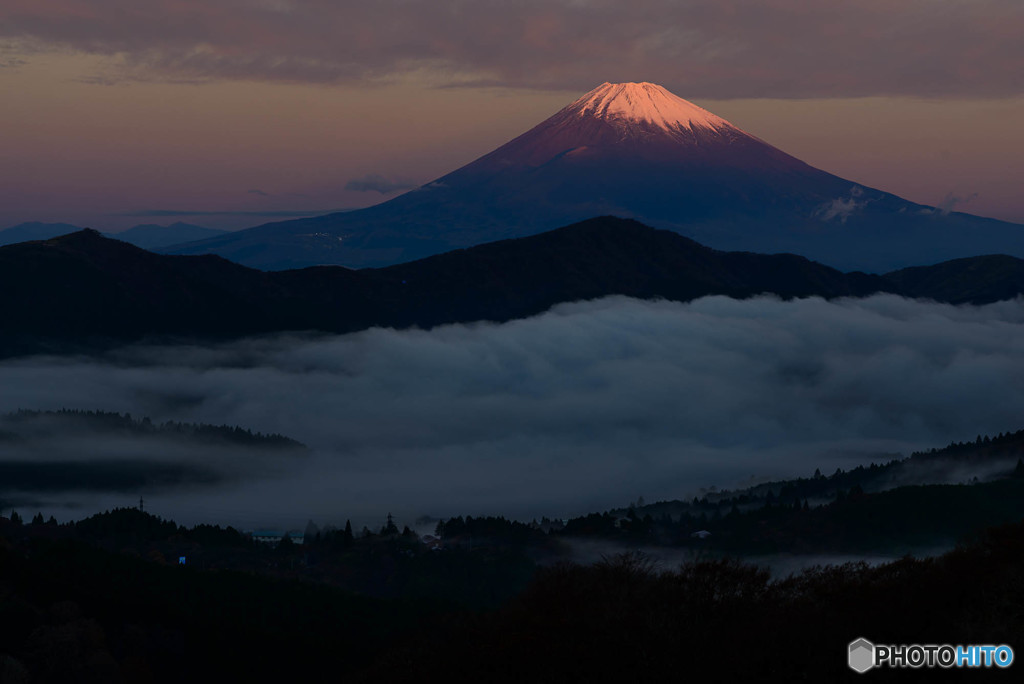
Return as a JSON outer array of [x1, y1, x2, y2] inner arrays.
[[0, 78, 1021, 231], [0, 1, 1022, 231]]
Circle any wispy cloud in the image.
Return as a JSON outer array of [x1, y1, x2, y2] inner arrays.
[[1, 1, 1021, 98], [815, 186, 871, 222], [937, 191, 979, 215], [816, 197, 864, 223], [118, 208, 343, 218], [344, 174, 415, 194]]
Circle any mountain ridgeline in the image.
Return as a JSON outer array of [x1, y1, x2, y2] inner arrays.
[[0, 221, 226, 249], [2, 218, 1023, 356]]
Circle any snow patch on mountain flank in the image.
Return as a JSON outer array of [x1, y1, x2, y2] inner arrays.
[[567, 82, 736, 134]]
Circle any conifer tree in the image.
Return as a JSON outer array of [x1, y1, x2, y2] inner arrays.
[[343, 519, 354, 547], [383, 512, 400, 536]]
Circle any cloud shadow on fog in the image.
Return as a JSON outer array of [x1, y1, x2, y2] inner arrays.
[[1, 294, 1023, 528]]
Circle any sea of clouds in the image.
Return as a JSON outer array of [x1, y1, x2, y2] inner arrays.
[[1, 294, 1023, 530]]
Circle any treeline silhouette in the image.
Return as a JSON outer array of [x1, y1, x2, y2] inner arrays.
[[913, 428, 1024, 461], [0, 409, 305, 449], [359, 522, 1024, 682], [0, 532, 443, 682], [2, 428, 1023, 679], [3, 506, 1023, 682], [420, 448, 1024, 555]]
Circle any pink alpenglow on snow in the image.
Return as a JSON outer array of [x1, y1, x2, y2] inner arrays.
[[566, 82, 736, 136]]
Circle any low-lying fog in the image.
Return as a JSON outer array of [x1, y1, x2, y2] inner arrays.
[[556, 539, 949, 579], [1, 294, 1022, 531]]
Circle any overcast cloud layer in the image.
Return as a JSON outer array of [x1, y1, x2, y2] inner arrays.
[[2, 1, 1021, 98], [2, 294, 1023, 528]]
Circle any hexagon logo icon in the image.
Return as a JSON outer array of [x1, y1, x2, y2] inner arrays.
[[848, 638, 875, 673]]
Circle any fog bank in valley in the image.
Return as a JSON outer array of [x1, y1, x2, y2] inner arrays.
[[1, 294, 1022, 529]]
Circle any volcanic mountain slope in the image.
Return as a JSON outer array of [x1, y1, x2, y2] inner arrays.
[[167, 82, 1024, 272], [4, 218, 1024, 357]]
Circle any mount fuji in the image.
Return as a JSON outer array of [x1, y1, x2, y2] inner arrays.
[[167, 82, 1024, 272]]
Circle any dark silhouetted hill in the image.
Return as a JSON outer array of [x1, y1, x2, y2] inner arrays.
[[0, 221, 83, 246], [885, 254, 1024, 304], [1, 218, 1022, 357]]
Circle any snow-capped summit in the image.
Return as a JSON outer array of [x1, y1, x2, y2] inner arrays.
[[452, 79, 789, 173], [168, 81, 1024, 273], [452, 80, 770, 170], [566, 82, 735, 135]]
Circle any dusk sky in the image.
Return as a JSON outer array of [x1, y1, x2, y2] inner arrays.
[[2, 0, 1022, 232]]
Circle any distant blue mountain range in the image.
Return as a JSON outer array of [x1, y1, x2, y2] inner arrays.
[[0, 221, 227, 250]]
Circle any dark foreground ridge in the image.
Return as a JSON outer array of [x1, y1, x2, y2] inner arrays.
[[1, 428, 1023, 680], [2, 502, 1023, 681], [2, 217, 1023, 357]]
